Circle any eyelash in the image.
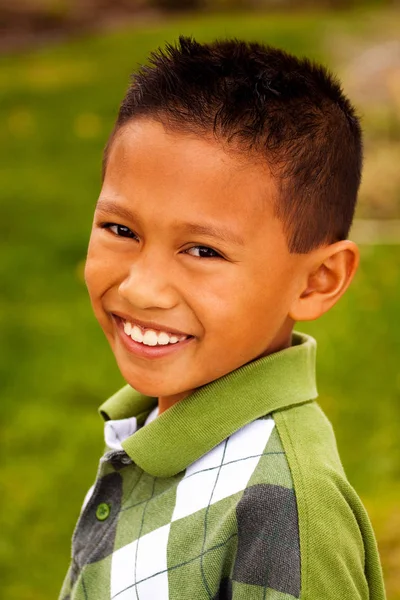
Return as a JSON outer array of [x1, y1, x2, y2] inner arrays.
[[100, 222, 223, 259]]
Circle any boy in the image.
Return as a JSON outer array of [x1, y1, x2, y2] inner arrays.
[[60, 37, 386, 599]]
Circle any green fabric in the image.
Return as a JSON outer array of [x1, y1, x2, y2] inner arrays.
[[275, 402, 386, 600], [60, 331, 386, 600], [61, 415, 297, 600], [100, 386, 156, 426], [99, 332, 317, 477]]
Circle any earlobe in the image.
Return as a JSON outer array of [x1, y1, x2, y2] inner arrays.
[[289, 240, 359, 322]]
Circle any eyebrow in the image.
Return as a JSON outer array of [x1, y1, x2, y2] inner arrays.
[[96, 200, 141, 225], [179, 223, 245, 246], [95, 199, 245, 246]]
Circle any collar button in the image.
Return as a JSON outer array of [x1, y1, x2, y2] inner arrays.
[[96, 502, 111, 521]]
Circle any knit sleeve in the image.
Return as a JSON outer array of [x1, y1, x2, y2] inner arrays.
[[274, 402, 386, 600]]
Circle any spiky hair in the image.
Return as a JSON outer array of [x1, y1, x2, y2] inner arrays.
[[104, 36, 363, 253]]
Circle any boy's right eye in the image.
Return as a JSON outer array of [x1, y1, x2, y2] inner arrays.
[[101, 223, 137, 239]]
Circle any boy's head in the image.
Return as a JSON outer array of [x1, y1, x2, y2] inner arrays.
[[86, 37, 361, 408], [105, 36, 363, 254]]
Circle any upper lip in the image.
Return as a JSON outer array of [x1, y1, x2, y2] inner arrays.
[[112, 312, 192, 337]]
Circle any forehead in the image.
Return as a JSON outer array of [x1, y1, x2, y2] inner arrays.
[[102, 119, 278, 236]]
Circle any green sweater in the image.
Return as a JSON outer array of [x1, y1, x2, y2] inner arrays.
[[60, 332, 386, 599]]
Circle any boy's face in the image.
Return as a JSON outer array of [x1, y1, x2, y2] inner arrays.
[[86, 119, 307, 404]]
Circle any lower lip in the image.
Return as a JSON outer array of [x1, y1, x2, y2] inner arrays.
[[113, 316, 194, 359]]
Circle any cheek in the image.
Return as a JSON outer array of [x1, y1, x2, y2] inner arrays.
[[187, 274, 264, 336], [84, 251, 117, 334], [84, 237, 123, 296], [200, 268, 291, 338], [84, 235, 99, 289], [84, 253, 103, 301]]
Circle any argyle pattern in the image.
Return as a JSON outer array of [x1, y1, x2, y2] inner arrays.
[[60, 416, 300, 600], [59, 334, 386, 600]]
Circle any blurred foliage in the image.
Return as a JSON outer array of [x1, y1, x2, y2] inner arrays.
[[0, 0, 397, 52], [1, 6, 400, 600]]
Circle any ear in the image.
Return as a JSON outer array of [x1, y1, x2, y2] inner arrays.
[[289, 240, 360, 322]]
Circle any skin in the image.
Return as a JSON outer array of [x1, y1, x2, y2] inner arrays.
[[85, 119, 359, 414]]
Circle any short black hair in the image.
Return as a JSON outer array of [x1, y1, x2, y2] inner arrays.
[[104, 36, 362, 253]]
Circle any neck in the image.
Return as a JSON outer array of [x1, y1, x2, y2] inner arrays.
[[158, 390, 191, 414]]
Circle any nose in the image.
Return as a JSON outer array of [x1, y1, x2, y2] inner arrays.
[[118, 250, 179, 311]]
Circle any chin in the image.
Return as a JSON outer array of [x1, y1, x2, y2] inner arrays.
[[119, 368, 183, 399], [122, 375, 157, 396]]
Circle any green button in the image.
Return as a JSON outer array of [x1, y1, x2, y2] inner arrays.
[[96, 502, 111, 521]]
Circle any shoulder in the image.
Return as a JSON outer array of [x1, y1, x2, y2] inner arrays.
[[274, 401, 385, 600]]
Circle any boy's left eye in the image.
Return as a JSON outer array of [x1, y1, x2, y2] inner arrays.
[[185, 246, 222, 259]]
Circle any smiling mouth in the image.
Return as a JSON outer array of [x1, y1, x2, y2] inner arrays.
[[120, 318, 192, 347]]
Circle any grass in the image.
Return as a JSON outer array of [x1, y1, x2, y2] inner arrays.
[[1, 8, 399, 599]]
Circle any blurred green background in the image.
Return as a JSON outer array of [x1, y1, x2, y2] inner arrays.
[[1, 2, 400, 599]]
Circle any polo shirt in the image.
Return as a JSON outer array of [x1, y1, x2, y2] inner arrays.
[[59, 332, 386, 600]]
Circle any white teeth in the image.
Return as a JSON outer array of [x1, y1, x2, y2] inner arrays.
[[157, 332, 170, 346], [143, 330, 158, 346], [131, 325, 143, 343], [123, 320, 188, 346]]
